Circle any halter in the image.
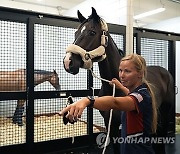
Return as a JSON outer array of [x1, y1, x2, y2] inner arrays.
[[65, 20, 108, 69]]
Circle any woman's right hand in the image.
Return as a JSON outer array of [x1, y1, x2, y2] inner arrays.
[[59, 97, 90, 122], [110, 78, 129, 95], [110, 78, 123, 89]]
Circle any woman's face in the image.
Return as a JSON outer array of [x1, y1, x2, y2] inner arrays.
[[119, 60, 142, 91]]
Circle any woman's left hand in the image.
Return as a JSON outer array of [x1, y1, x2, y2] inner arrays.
[[59, 98, 90, 122]]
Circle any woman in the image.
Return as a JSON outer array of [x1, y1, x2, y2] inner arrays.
[[59, 53, 157, 154]]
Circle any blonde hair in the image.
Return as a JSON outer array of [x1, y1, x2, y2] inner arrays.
[[121, 54, 157, 133]]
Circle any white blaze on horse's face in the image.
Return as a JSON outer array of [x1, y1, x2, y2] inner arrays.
[[64, 52, 71, 70], [64, 26, 86, 71], [81, 26, 86, 33]]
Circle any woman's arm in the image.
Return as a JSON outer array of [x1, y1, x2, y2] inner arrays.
[[92, 96, 136, 111], [59, 95, 136, 122]]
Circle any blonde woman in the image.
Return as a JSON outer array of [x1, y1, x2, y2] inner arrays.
[[59, 54, 157, 154]]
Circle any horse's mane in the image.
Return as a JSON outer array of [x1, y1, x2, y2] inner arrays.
[[88, 14, 124, 57], [34, 70, 53, 75]]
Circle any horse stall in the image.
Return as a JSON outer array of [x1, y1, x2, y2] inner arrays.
[[0, 6, 179, 154]]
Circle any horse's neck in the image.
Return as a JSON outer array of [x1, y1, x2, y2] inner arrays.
[[34, 74, 51, 86], [98, 37, 120, 81], [98, 37, 122, 95]]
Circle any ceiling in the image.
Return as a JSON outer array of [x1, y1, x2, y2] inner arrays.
[[1, 0, 180, 27]]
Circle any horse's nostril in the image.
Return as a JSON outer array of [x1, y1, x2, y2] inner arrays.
[[69, 67, 79, 75], [64, 65, 78, 75]]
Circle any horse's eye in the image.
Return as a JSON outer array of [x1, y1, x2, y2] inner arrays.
[[89, 31, 96, 36]]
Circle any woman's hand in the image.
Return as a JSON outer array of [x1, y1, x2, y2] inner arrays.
[[59, 97, 90, 122], [110, 78, 123, 89], [110, 78, 129, 95]]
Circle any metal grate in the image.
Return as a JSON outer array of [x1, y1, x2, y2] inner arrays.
[[34, 24, 87, 91], [34, 97, 89, 143], [34, 24, 92, 142], [0, 20, 104, 147], [0, 20, 27, 146], [141, 38, 168, 69]]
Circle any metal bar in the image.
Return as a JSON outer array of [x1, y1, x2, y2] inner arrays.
[[26, 17, 35, 154]]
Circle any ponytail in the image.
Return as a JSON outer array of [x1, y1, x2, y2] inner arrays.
[[144, 80, 157, 133]]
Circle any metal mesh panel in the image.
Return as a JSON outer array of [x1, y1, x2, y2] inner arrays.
[[141, 38, 168, 69], [33, 24, 103, 142], [0, 20, 26, 70], [33, 97, 102, 142], [34, 24, 87, 91], [93, 108, 106, 131], [34, 97, 89, 142], [0, 20, 26, 146], [0, 109, 26, 146]]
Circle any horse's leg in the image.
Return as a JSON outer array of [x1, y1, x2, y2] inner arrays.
[[167, 102, 175, 136], [12, 100, 25, 126], [152, 104, 167, 154], [153, 78, 175, 154], [153, 99, 175, 154], [166, 89, 175, 136]]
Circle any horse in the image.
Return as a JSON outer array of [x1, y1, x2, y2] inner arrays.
[[0, 69, 60, 126], [63, 7, 175, 154]]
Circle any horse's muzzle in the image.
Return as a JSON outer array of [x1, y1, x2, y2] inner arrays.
[[63, 53, 82, 75], [55, 85, 61, 91]]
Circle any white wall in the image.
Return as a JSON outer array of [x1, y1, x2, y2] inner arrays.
[[143, 17, 180, 34], [63, 0, 127, 25], [0, 0, 59, 15]]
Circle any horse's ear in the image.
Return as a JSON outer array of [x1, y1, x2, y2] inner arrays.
[[53, 70, 56, 74], [77, 10, 86, 23], [91, 7, 99, 22]]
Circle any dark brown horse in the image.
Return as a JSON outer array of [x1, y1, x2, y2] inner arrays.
[[0, 69, 60, 126], [63, 8, 175, 154]]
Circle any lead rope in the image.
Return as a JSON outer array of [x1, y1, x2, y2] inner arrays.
[[72, 125, 75, 144], [90, 69, 115, 154], [64, 96, 75, 144]]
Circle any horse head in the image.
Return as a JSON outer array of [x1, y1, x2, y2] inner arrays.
[[50, 70, 61, 90], [63, 7, 109, 75]]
